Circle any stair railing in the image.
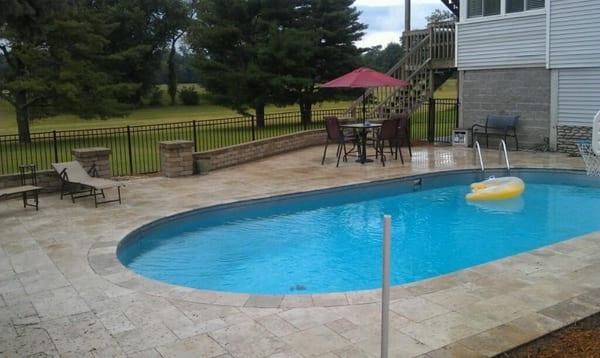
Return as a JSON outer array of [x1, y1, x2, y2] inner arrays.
[[346, 34, 432, 119], [344, 21, 455, 120]]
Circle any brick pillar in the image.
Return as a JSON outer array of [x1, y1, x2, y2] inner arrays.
[[72, 147, 112, 178], [159, 140, 194, 177]]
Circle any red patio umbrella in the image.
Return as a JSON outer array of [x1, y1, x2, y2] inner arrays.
[[320, 67, 408, 123]]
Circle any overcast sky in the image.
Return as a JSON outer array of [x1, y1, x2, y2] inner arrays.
[[355, 0, 446, 48]]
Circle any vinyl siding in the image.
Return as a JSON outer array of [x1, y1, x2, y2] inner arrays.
[[557, 68, 600, 126], [549, 0, 600, 68], [457, 13, 546, 70]]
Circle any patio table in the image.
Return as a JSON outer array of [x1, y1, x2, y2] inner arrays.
[[340, 122, 382, 164]]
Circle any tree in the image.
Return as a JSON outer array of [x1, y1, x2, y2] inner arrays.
[[161, 0, 191, 105], [0, 0, 137, 142], [188, 0, 298, 127], [281, 0, 366, 125], [155, 48, 201, 85], [188, 0, 365, 127], [98, 0, 181, 105], [361, 42, 404, 72], [426, 9, 456, 24]]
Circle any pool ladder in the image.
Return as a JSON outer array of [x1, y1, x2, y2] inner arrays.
[[473, 140, 511, 176]]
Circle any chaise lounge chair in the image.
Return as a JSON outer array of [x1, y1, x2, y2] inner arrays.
[[52, 161, 123, 207]]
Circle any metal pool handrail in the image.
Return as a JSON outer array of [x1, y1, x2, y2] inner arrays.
[[473, 141, 485, 173], [499, 139, 511, 175]]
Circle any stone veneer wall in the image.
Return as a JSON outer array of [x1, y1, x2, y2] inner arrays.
[[159, 140, 194, 177], [0, 170, 61, 191], [460, 67, 551, 149], [72, 147, 112, 178], [556, 125, 592, 156], [193, 129, 326, 170]]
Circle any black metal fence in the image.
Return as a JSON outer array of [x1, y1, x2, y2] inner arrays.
[[404, 98, 459, 143], [0, 108, 345, 176], [0, 99, 458, 176]]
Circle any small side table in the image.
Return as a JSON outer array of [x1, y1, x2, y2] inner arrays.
[[18, 164, 42, 210]]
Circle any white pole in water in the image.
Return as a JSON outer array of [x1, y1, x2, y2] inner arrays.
[[381, 215, 391, 358]]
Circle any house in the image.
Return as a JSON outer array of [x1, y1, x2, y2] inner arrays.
[[455, 0, 600, 153]]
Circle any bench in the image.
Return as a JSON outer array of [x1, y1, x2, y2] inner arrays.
[[471, 115, 519, 150], [0, 165, 42, 210]]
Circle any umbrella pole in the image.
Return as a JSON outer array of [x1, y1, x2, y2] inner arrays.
[[362, 90, 366, 124]]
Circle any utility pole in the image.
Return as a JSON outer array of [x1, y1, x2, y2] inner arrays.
[[404, 0, 411, 33]]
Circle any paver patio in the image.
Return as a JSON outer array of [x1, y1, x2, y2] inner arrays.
[[1, 145, 599, 357]]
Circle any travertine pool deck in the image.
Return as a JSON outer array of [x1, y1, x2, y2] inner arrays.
[[1, 145, 599, 357]]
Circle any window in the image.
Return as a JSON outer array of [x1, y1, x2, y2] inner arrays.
[[507, 0, 545, 13], [467, 0, 501, 18], [467, 0, 483, 18], [506, 0, 524, 13], [484, 0, 501, 16], [467, 0, 545, 18], [526, 0, 545, 10]]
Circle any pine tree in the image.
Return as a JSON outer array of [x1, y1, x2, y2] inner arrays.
[[285, 0, 366, 125], [188, 0, 365, 127], [188, 0, 302, 127], [0, 0, 137, 142]]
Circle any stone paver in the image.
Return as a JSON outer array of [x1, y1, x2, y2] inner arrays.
[[156, 334, 225, 358], [280, 325, 349, 357], [0, 145, 598, 357]]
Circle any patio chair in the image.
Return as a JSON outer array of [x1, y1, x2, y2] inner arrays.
[[0, 164, 42, 211], [321, 117, 357, 167], [374, 118, 400, 167], [390, 113, 412, 163], [51, 161, 123, 207], [471, 115, 520, 150]]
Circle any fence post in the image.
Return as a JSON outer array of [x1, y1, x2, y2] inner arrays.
[[428, 98, 436, 143], [52, 130, 59, 163], [126, 125, 133, 175], [192, 120, 198, 152], [251, 115, 256, 141], [455, 100, 460, 128]]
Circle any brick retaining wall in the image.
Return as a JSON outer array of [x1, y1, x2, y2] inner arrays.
[[557, 125, 592, 156], [193, 129, 326, 170]]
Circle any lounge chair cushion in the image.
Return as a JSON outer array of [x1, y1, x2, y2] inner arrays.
[[51, 161, 121, 189]]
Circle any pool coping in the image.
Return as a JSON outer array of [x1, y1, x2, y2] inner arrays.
[[85, 166, 600, 356], [90, 167, 599, 308]]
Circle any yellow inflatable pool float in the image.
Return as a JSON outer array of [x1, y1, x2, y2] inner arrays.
[[466, 177, 525, 201]]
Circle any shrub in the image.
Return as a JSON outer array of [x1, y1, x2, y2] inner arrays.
[[149, 87, 163, 106], [179, 87, 200, 106]]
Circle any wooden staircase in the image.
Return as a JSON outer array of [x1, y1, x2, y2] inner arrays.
[[346, 21, 456, 120]]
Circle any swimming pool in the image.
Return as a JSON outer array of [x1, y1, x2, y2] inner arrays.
[[117, 169, 600, 294]]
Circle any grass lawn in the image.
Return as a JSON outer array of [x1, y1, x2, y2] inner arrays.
[[0, 80, 456, 135], [0, 86, 351, 135], [434, 79, 457, 99]]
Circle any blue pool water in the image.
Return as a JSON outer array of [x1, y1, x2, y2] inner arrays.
[[118, 170, 600, 294]]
